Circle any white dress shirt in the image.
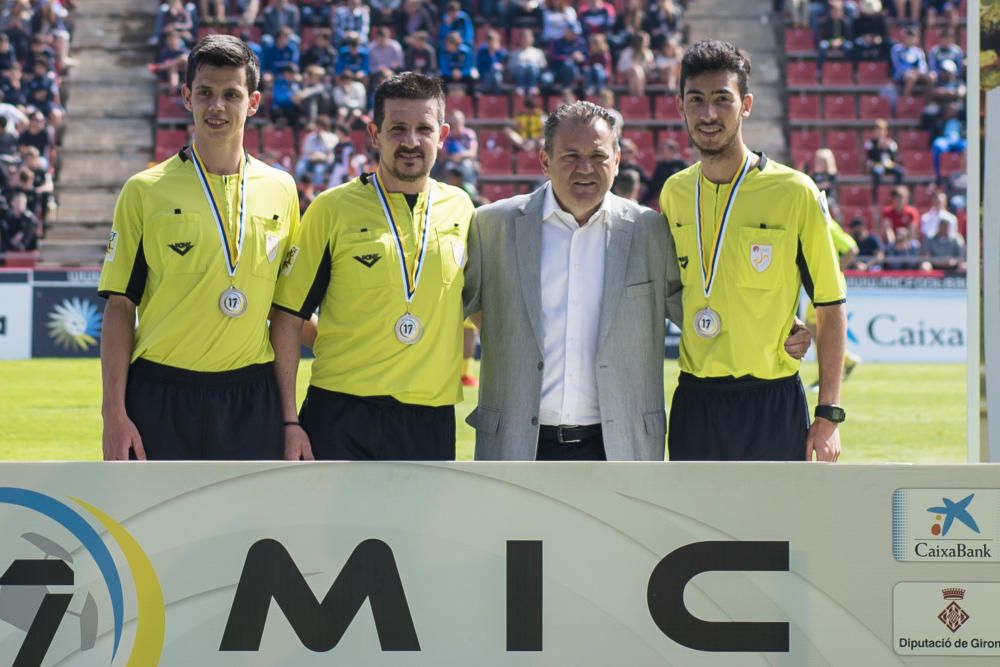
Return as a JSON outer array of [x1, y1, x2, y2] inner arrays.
[[538, 183, 610, 426]]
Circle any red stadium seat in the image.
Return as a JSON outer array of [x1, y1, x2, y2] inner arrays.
[[154, 128, 187, 162], [788, 94, 821, 120], [825, 129, 858, 152], [243, 126, 261, 155], [790, 148, 813, 170], [824, 94, 856, 120], [841, 205, 873, 227], [629, 148, 655, 172], [821, 61, 854, 85], [156, 94, 191, 123], [477, 94, 510, 120], [658, 129, 689, 151], [446, 94, 474, 118], [514, 148, 544, 175], [923, 26, 943, 51], [912, 183, 934, 208], [875, 185, 894, 206], [897, 129, 930, 150], [652, 94, 681, 120], [895, 95, 926, 120], [478, 128, 511, 151], [618, 94, 652, 120], [262, 127, 296, 163], [350, 129, 369, 152], [858, 94, 891, 120], [623, 129, 655, 151], [300, 27, 320, 50], [784, 27, 815, 52], [833, 149, 862, 176], [479, 146, 513, 174], [786, 60, 817, 86], [839, 185, 872, 207], [789, 129, 821, 152], [856, 61, 890, 85], [481, 182, 516, 202], [939, 151, 965, 178], [901, 149, 934, 177]]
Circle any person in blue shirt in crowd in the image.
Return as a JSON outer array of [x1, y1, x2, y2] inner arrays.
[[336, 34, 370, 79], [261, 26, 300, 77], [476, 29, 507, 94], [547, 22, 587, 89], [438, 0, 474, 49], [440, 30, 476, 91]]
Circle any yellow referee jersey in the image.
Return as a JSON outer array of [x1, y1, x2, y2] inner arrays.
[[659, 153, 846, 379], [273, 173, 474, 407], [98, 149, 300, 371]]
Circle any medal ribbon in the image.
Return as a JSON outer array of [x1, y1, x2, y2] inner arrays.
[[372, 170, 432, 303], [694, 154, 752, 299], [190, 143, 247, 277]]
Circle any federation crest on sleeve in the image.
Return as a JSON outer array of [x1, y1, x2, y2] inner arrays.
[[104, 231, 118, 263], [817, 191, 831, 220], [452, 240, 465, 268], [750, 243, 772, 272], [280, 245, 300, 275]]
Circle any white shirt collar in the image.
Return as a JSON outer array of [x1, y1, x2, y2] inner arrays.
[[541, 182, 612, 230]]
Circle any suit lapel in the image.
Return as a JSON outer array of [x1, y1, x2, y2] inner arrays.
[[515, 189, 546, 356], [598, 201, 635, 347]]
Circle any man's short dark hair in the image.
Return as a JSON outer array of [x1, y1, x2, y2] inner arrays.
[[185, 33, 260, 93], [543, 100, 621, 153], [372, 72, 445, 129], [680, 40, 752, 98]]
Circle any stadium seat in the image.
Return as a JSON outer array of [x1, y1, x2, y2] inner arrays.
[[940, 151, 965, 178], [833, 148, 862, 176], [478, 128, 511, 151], [511, 93, 531, 114], [897, 128, 931, 150], [784, 27, 815, 52], [858, 94, 891, 120], [856, 61, 890, 85], [479, 147, 513, 174], [822, 61, 854, 85], [477, 94, 510, 120], [301, 27, 320, 50], [788, 94, 821, 120], [912, 183, 934, 208], [446, 94, 474, 118], [875, 185, 894, 206], [790, 148, 813, 170], [789, 129, 821, 152], [514, 148, 544, 175], [481, 182, 516, 202], [901, 149, 934, 177], [652, 94, 681, 120], [841, 205, 872, 227], [243, 126, 261, 155], [2, 250, 38, 268], [262, 127, 296, 163], [824, 94, 856, 120], [786, 60, 817, 86], [154, 128, 187, 162], [839, 185, 872, 207], [895, 95, 926, 120], [156, 94, 191, 123], [623, 129, 654, 151], [350, 129, 368, 152], [923, 26, 943, 51], [659, 129, 689, 151], [618, 94, 652, 120], [826, 129, 858, 152], [630, 148, 655, 172]]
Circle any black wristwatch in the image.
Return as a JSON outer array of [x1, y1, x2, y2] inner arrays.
[[814, 404, 846, 423]]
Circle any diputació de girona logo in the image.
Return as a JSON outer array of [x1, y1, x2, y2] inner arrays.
[[0, 488, 164, 665]]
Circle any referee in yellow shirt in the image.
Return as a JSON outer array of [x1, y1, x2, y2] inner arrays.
[[98, 35, 300, 460], [270, 73, 474, 460], [660, 41, 847, 462]]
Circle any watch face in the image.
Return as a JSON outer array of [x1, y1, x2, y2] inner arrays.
[[816, 405, 846, 423]]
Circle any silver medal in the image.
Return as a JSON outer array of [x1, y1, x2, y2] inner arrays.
[[219, 286, 248, 318], [693, 307, 721, 338], [394, 312, 423, 344]]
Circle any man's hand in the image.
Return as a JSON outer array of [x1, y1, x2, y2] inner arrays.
[[102, 414, 146, 460], [784, 317, 812, 360], [806, 418, 840, 462], [283, 424, 315, 461]]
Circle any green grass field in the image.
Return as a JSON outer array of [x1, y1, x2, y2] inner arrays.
[[0, 358, 968, 462]]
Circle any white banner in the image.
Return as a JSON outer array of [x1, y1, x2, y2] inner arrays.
[[0, 274, 32, 359], [0, 463, 999, 666]]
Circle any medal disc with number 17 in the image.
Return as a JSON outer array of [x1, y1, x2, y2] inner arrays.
[[219, 286, 248, 318], [693, 306, 721, 338], [394, 313, 423, 345]]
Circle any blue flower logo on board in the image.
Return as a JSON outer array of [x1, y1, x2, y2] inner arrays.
[[46, 297, 102, 351]]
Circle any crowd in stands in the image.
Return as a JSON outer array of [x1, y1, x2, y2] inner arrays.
[[151, 0, 692, 211], [783, 0, 967, 274], [0, 0, 72, 258]]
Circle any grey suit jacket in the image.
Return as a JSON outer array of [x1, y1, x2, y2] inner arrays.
[[462, 185, 683, 461]]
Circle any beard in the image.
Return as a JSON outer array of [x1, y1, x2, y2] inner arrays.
[[384, 149, 430, 182], [685, 123, 740, 158]]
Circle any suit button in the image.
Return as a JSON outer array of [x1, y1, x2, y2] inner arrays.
[[531, 417, 538, 425], [537, 361, 544, 370]]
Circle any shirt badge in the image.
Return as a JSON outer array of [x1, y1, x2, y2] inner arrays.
[[104, 231, 118, 263], [750, 243, 772, 272], [265, 233, 280, 263], [280, 246, 299, 275]]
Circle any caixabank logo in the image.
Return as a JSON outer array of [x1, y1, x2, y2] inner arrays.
[[0, 487, 164, 665], [892, 488, 1000, 562]]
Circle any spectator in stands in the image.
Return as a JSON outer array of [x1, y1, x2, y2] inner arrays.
[[650, 138, 688, 195], [394, 0, 436, 42], [655, 35, 683, 90], [327, 123, 357, 186], [849, 217, 884, 270], [295, 115, 338, 184], [618, 137, 653, 202], [610, 0, 645, 52], [404, 30, 437, 76], [930, 103, 965, 184], [270, 64, 302, 128], [921, 216, 965, 271], [541, 0, 578, 45], [26, 57, 63, 129], [885, 225, 921, 269], [369, 0, 401, 28], [854, 0, 889, 62], [923, 0, 959, 29], [509, 0, 545, 33], [810, 147, 840, 212], [438, 1, 474, 49], [441, 109, 478, 185], [890, 26, 932, 97], [815, 0, 857, 78], [865, 118, 904, 198], [150, 29, 189, 91], [583, 33, 611, 95], [643, 0, 683, 44], [331, 71, 368, 119], [236, 0, 261, 30], [579, 0, 617, 36], [369, 26, 404, 81], [297, 172, 316, 213], [262, 0, 300, 45], [548, 22, 587, 90], [198, 0, 227, 26], [333, 0, 370, 48], [597, 88, 624, 129], [0, 90, 25, 134], [0, 34, 17, 72], [293, 64, 336, 123], [509, 28, 547, 95], [336, 34, 370, 80], [928, 26, 964, 78], [261, 27, 300, 78], [237, 29, 263, 64], [21, 145, 53, 225], [27, 35, 56, 75], [880, 184, 919, 244], [506, 93, 545, 150], [920, 190, 957, 239], [439, 30, 477, 92], [612, 169, 641, 202], [0, 117, 18, 156], [300, 28, 337, 72], [153, 0, 194, 47], [0, 189, 37, 251], [617, 30, 655, 97], [476, 29, 508, 95], [31, 5, 72, 71], [1, 65, 27, 108]]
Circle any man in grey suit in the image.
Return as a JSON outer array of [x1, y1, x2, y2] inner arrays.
[[462, 102, 683, 461]]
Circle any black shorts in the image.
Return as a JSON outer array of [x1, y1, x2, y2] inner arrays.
[[125, 359, 283, 460], [299, 387, 456, 461], [667, 373, 810, 461]]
